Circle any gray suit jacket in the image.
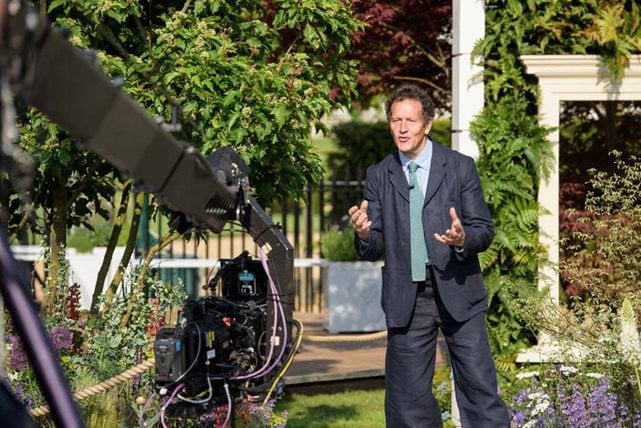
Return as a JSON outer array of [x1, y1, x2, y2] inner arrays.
[[355, 142, 493, 327]]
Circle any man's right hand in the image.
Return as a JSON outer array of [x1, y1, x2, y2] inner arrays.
[[348, 200, 372, 242]]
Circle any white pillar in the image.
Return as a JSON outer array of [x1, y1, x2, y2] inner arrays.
[[452, 0, 485, 160], [450, 1, 485, 426]]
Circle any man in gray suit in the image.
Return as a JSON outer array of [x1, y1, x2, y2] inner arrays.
[[348, 83, 509, 427]]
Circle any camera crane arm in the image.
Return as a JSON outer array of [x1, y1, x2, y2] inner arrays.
[[0, 1, 294, 426]]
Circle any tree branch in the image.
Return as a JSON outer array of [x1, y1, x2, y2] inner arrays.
[[392, 75, 447, 94]]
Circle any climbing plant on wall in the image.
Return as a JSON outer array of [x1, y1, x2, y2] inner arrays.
[[471, 0, 641, 357]]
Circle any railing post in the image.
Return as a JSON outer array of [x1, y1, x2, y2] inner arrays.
[[330, 164, 338, 226]]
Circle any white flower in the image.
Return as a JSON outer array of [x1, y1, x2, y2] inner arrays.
[[619, 298, 641, 367], [527, 391, 547, 400], [523, 420, 538, 428], [560, 366, 579, 376], [586, 372, 604, 379], [532, 399, 550, 416], [516, 371, 539, 380]]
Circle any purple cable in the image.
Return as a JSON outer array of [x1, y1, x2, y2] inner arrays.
[[138, 394, 154, 427], [230, 248, 288, 380], [161, 384, 184, 428]]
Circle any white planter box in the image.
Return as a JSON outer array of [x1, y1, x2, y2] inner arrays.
[[323, 261, 385, 333]]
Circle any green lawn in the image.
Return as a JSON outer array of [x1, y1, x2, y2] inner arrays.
[[275, 389, 386, 428]]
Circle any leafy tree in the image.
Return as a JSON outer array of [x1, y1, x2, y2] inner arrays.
[[349, 0, 451, 110], [10, 0, 362, 314]]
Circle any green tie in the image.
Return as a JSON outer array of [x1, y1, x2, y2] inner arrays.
[[409, 161, 428, 282]]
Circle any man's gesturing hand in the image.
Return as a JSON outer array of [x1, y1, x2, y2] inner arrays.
[[434, 207, 465, 247], [348, 200, 372, 242]]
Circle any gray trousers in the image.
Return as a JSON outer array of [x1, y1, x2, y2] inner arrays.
[[385, 277, 510, 427]]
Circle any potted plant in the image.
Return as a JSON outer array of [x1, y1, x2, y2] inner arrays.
[[320, 227, 385, 333]]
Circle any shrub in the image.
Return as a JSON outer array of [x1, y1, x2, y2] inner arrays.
[[560, 152, 641, 311], [320, 227, 359, 261]]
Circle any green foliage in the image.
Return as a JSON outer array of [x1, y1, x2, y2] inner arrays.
[[583, 1, 641, 83], [12, 110, 118, 240], [86, 271, 187, 378], [429, 118, 452, 149], [128, 0, 361, 204], [328, 120, 393, 174], [479, 0, 640, 99], [432, 364, 452, 420], [67, 217, 128, 253], [471, 93, 553, 356], [320, 227, 359, 261]]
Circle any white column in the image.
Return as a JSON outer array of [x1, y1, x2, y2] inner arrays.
[[450, 1, 485, 426], [452, 0, 485, 160]]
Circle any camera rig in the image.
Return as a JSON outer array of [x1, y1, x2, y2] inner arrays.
[[154, 250, 294, 419], [0, 1, 299, 426]]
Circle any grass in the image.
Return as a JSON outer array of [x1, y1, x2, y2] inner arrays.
[[275, 389, 386, 428], [275, 365, 457, 427]]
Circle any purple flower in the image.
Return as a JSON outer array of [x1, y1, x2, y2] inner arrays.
[[2, 376, 33, 408], [510, 409, 526, 426], [7, 335, 28, 372], [587, 378, 617, 425], [49, 327, 73, 350], [562, 384, 588, 427]]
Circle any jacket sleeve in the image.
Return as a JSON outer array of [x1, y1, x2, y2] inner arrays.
[[458, 156, 494, 258], [354, 166, 385, 261]]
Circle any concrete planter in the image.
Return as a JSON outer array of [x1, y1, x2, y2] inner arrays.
[[323, 260, 385, 333]]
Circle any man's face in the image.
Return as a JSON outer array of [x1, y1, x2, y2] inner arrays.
[[389, 98, 432, 160]]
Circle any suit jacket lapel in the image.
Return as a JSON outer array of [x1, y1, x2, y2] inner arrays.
[[388, 153, 409, 202], [425, 142, 446, 206]]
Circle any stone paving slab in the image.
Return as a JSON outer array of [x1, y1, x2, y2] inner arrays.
[[284, 312, 446, 388]]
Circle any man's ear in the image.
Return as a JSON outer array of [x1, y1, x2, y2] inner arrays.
[[424, 119, 433, 135]]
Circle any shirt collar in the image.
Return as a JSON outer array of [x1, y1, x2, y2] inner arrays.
[[399, 137, 432, 171]]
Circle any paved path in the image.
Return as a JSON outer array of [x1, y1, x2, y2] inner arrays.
[[284, 312, 446, 393]]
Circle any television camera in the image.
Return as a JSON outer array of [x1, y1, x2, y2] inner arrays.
[[0, 1, 299, 426], [154, 250, 294, 418]]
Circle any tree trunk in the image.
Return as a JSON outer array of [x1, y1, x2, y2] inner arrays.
[[44, 183, 67, 316], [104, 191, 144, 306], [119, 229, 180, 331], [90, 179, 132, 313]]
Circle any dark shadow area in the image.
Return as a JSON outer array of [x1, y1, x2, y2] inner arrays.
[[286, 358, 340, 377], [285, 377, 385, 396]]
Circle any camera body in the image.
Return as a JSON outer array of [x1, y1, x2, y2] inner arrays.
[[154, 251, 283, 414]]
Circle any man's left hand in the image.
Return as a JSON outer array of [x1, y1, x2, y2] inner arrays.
[[434, 207, 465, 247]]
